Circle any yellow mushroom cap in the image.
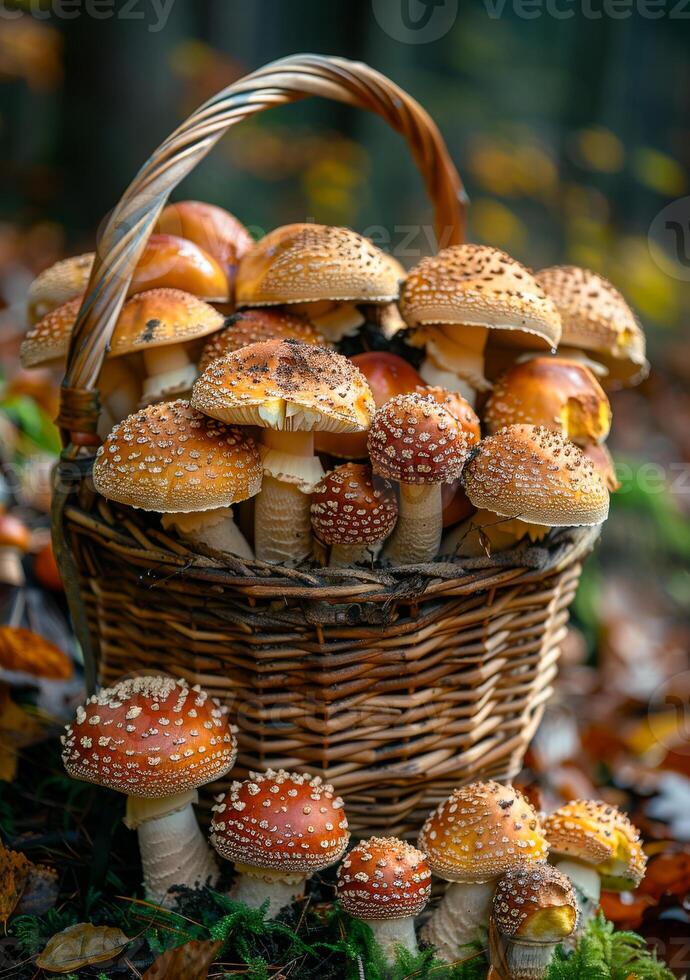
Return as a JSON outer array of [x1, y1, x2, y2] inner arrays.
[[191, 338, 375, 434], [198, 308, 328, 373], [61, 675, 237, 798], [337, 837, 432, 920], [235, 223, 404, 307], [417, 780, 549, 884], [493, 865, 577, 942], [26, 253, 93, 325], [20, 295, 82, 368], [93, 400, 262, 513], [109, 288, 224, 357], [535, 266, 648, 386], [463, 425, 610, 527], [401, 245, 562, 349]]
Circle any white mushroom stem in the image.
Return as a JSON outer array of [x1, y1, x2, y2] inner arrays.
[[383, 483, 442, 565], [421, 880, 496, 962], [363, 917, 418, 966], [255, 430, 315, 564], [100, 359, 141, 426], [231, 863, 306, 917], [291, 300, 365, 342], [491, 936, 559, 980], [420, 360, 477, 407], [124, 791, 219, 908], [160, 508, 253, 559], [553, 859, 601, 935], [142, 344, 197, 400], [0, 548, 25, 586], [329, 541, 381, 567]]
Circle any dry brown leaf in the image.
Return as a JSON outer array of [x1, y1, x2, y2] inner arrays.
[[0, 842, 31, 924], [142, 939, 222, 980], [0, 627, 72, 679], [35, 922, 130, 973]]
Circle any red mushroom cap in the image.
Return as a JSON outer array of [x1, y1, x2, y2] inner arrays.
[[337, 836, 432, 920], [311, 463, 398, 546], [210, 769, 349, 874], [61, 676, 237, 798]]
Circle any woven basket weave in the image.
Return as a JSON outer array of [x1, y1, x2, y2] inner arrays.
[[52, 54, 594, 836]]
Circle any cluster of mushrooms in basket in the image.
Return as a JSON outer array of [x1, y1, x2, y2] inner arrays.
[[60, 674, 648, 975], [22, 201, 648, 569]]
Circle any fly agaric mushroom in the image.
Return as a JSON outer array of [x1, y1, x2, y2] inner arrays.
[[210, 769, 349, 917], [484, 357, 612, 447], [198, 309, 327, 373], [131, 234, 229, 302], [368, 392, 476, 565], [0, 513, 30, 586], [311, 463, 398, 566], [337, 837, 431, 966], [62, 676, 237, 907], [155, 201, 253, 290], [535, 266, 648, 388], [93, 401, 262, 560], [109, 288, 224, 404], [401, 245, 561, 405], [418, 780, 549, 962], [582, 442, 620, 492], [235, 223, 403, 343], [443, 425, 610, 558], [26, 253, 94, 325], [490, 865, 577, 979], [542, 800, 647, 935], [192, 338, 374, 564]]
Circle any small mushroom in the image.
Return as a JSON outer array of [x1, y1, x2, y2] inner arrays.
[[0, 513, 30, 586], [131, 234, 229, 302], [490, 865, 577, 979], [418, 780, 549, 962], [210, 769, 349, 917], [155, 200, 253, 290], [311, 463, 398, 566], [61, 676, 237, 907], [198, 308, 328, 372], [337, 837, 431, 968], [26, 253, 93, 325]]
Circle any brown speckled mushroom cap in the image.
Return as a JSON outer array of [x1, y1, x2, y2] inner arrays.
[[109, 288, 224, 358], [418, 780, 549, 884], [463, 425, 610, 527], [61, 675, 237, 798], [93, 400, 262, 513], [311, 463, 398, 546], [401, 245, 561, 349], [198, 309, 328, 373], [484, 357, 612, 446], [368, 392, 474, 486], [209, 769, 350, 873], [236, 223, 404, 307], [582, 443, 620, 493], [337, 837, 432, 920], [535, 266, 648, 386], [192, 338, 374, 433], [20, 296, 82, 368], [493, 865, 577, 941], [27, 253, 94, 324]]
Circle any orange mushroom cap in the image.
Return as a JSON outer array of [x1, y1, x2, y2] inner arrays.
[[337, 837, 432, 919], [492, 864, 577, 941], [198, 308, 327, 373], [155, 201, 252, 283], [131, 234, 229, 301]]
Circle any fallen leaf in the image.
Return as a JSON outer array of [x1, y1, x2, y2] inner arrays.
[[35, 922, 131, 973], [142, 939, 222, 980], [0, 627, 72, 679], [0, 842, 31, 924]]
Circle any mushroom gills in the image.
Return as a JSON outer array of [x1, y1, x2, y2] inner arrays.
[[141, 344, 197, 400], [552, 859, 600, 936], [383, 483, 443, 565], [421, 879, 495, 962], [230, 863, 305, 917], [160, 508, 253, 559], [290, 300, 365, 342], [416, 324, 491, 404]]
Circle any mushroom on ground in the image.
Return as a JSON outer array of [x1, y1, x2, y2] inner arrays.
[[368, 392, 477, 564], [311, 463, 398, 566], [235, 223, 403, 343], [61, 675, 237, 907], [401, 245, 561, 405], [490, 865, 577, 979], [198, 308, 327, 373], [418, 780, 549, 962], [337, 837, 431, 967], [0, 513, 30, 586], [93, 401, 262, 559], [210, 769, 349, 917], [192, 338, 374, 564], [130, 234, 229, 302], [26, 253, 94, 325]]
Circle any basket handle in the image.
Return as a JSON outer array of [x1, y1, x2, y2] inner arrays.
[[58, 53, 467, 445]]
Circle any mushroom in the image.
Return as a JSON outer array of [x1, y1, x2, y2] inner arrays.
[[26, 253, 94, 325], [582, 442, 620, 492], [198, 308, 328, 373], [235, 223, 403, 343], [316, 352, 424, 460], [0, 513, 30, 586], [490, 865, 577, 979], [93, 401, 262, 560], [209, 769, 349, 917], [109, 288, 225, 403], [418, 780, 549, 962], [155, 200, 253, 290], [401, 245, 561, 405], [542, 800, 647, 935], [61, 675, 237, 907], [368, 392, 477, 564], [442, 425, 610, 558], [535, 266, 648, 388], [484, 357, 612, 447], [311, 463, 398, 566], [192, 338, 374, 564], [337, 837, 431, 968], [131, 233, 229, 302]]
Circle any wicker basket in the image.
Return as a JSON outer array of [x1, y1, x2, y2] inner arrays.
[[52, 54, 596, 837]]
